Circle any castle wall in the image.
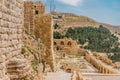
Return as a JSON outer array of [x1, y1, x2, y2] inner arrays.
[[34, 14, 56, 72], [0, 0, 23, 79], [24, 1, 55, 72]]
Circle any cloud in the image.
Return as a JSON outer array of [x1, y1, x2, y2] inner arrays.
[[58, 0, 83, 6]]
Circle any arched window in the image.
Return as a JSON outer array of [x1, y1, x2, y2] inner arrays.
[[67, 41, 72, 46], [54, 42, 57, 45], [61, 41, 64, 45]]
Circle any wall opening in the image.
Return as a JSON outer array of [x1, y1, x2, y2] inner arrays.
[[61, 41, 64, 45], [35, 10, 39, 15], [67, 41, 72, 46]]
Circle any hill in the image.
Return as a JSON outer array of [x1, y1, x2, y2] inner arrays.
[[53, 12, 120, 33]]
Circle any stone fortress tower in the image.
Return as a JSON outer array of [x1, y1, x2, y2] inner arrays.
[[24, 1, 45, 35], [0, 0, 55, 80], [24, 1, 56, 71]]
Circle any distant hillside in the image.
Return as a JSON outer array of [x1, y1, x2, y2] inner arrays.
[[53, 12, 120, 33]]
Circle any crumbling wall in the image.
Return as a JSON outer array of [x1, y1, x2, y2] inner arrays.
[[34, 14, 56, 71]]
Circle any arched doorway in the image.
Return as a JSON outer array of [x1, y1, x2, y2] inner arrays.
[[67, 41, 72, 46]]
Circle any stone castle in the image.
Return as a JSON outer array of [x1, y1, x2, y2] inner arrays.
[[24, 1, 55, 72], [0, 0, 120, 80], [0, 0, 55, 80]]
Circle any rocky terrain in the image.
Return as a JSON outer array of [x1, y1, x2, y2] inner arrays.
[[53, 12, 120, 33]]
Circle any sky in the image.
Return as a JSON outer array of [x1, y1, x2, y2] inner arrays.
[[25, 0, 120, 26]]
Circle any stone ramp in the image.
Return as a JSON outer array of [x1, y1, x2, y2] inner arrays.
[[45, 71, 72, 80]]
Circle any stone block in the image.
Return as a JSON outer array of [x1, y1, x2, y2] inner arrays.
[[0, 55, 5, 63]]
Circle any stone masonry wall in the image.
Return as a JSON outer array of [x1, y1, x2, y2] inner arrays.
[[24, 1, 45, 35], [24, 1, 56, 72], [0, 0, 25, 80], [34, 14, 56, 71], [54, 38, 79, 55]]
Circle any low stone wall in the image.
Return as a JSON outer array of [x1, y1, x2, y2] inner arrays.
[[85, 53, 119, 74]]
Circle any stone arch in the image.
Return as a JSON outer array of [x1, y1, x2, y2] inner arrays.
[[54, 42, 57, 45], [61, 41, 64, 45], [67, 41, 72, 46]]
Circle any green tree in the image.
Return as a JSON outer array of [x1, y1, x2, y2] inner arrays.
[[53, 31, 64, 39]]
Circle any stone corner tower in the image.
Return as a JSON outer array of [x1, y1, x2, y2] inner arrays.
[[24, 1, 56, 72]]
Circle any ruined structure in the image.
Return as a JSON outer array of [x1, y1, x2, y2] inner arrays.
[[93, 52, 116, 67], [24, 1, 56, 71], [54, 38, 79, 55], [85, 51, 119, 74]]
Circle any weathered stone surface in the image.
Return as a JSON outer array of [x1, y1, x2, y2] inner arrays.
[[24, 1, 45, 35], [0, 0, 24, 80], [34, 14, 56, 71], [24, 1, 56, 72], [7, 55, 32, 79], [54, 38, 79, 55]]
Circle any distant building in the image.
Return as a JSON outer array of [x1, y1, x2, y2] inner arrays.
[[54, 38, 79, 55]]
